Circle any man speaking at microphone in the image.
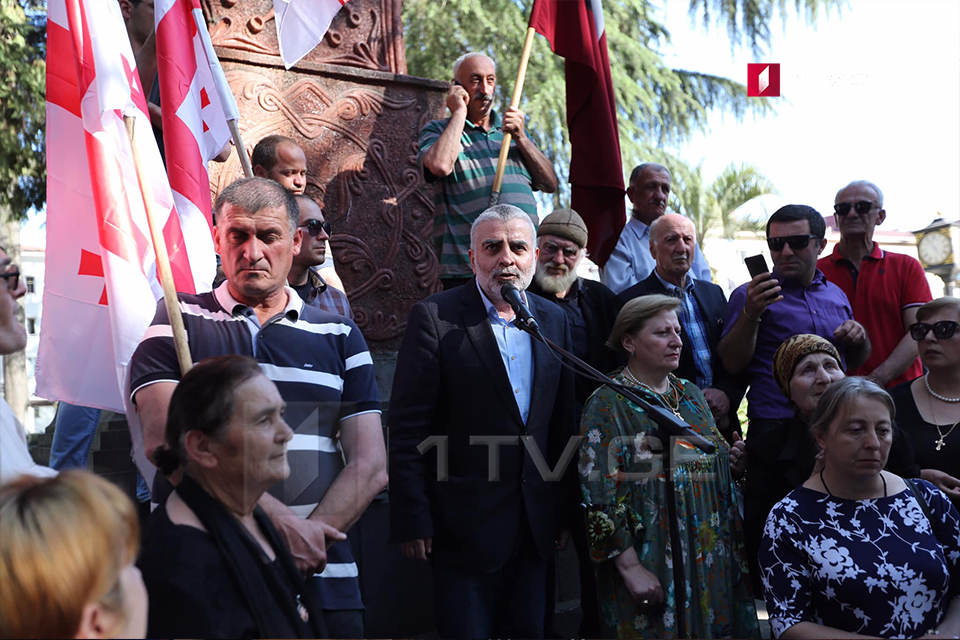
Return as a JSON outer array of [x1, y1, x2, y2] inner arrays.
[[388, 204, 577, 639]]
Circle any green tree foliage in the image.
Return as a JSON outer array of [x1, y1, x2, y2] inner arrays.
[[671, 162, 775, 244], [0, 0, 46, 221], [402, 0, 840, 203]]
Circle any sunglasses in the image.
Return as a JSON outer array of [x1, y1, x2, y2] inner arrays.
[[910, 321, 960, 341], [300, 219, 331, 238], [834, 201, 877, 217], [766, 234, 820, 252], [0, 266, 19, 292]]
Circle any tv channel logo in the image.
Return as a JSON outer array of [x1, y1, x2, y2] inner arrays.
[[747, 63, 780, 97]]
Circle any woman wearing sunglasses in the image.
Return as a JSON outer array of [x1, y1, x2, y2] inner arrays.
[[890, 297, 960, 502]]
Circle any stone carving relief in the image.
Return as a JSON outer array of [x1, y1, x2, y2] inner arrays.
[[209, 61, 446, 346], [202, 0, 406, 74]]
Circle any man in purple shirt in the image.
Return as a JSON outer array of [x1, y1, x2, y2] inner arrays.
[[718, 205, 870, 435]]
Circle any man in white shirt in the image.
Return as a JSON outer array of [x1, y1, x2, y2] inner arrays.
[[0, 246, 55, 483], [601, 163, 711, 293]]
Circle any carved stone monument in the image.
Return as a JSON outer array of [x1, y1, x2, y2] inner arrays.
[[204, 0, 446, 358]]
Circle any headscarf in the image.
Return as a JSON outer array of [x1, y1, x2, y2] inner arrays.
[[773, 334, 842, 398]]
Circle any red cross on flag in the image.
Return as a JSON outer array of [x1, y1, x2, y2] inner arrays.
[[38, 0, 213, 412], [155, 0, 235, 252]]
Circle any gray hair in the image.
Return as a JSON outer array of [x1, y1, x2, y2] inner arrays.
[[452, 52, 496, 78], [837, 180, 884, 208], [809, 377, 896, 439], [629, 162, 670, 188], [606, 294, 681, 355], [214, 177, 299, 232], [469, 204, 536, 251], [916, 296, 960, 323]]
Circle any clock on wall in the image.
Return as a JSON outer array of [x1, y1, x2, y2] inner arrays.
[[917, 229, 954, 268]]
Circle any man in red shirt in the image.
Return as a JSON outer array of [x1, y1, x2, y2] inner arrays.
[[818, 180, 932, 388]]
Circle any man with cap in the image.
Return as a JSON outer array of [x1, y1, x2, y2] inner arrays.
[[528, 208, 622, 407], [525, 208, 620, 637]]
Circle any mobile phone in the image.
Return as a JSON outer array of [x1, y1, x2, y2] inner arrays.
[[744, 254, 769, 278]]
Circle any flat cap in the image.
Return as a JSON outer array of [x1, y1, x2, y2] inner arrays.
[[538, 208, 588, 248]]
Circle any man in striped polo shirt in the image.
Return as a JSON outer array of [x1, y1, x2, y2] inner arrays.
[[129, 177, 386, 638], [419, 52, 558, 289]]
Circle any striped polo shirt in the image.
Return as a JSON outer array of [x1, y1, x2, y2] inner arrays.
[[129, 281, 380, 609], [419, 110, 539, 278]]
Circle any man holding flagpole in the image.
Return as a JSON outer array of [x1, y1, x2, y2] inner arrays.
[[130, 178, 387, 638], [419, 52, 558, 290]]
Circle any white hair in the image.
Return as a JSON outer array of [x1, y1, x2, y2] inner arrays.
[[470, 204, 536, 251], [649, 213, 696, 248], [837, 180, 884, 207], [452, 52, 496, 78]]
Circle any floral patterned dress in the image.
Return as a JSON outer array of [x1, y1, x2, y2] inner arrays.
[[759, 480, 960, 638], [578, 371, 759, 639]]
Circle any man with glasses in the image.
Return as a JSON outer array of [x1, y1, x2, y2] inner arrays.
[[527, 209, 622, 407], [287, 194, 351, 317], [718, 204, 871, 435], [0, 249, 56, 483], [525, 208, 619, 637], [818, 180, 931, 388]]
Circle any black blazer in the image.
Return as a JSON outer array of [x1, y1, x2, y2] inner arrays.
[[618, 271, 744, 426], [388, 281, 577, 572], [527, 277, 623, 406]]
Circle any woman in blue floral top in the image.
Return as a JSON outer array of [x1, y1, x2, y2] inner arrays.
[[579, 295, 759, 639], [759, 376, 960, 638]]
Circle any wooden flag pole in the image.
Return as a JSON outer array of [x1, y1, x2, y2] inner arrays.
[[124, 115, 194, 376], [489, 25, 538, 206], [228, 119, 254, 178]]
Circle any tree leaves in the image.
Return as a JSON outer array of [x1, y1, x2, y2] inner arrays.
[[0, 0, 46, 221], [401, 0, 839, 206]]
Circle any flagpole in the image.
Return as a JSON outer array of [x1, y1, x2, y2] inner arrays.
[[124, 115, 194, 376], [489, 26, 538, 206], [191, 7, 254, 178]]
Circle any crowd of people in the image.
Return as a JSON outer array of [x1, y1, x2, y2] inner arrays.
[[2, 30, 960, 640]]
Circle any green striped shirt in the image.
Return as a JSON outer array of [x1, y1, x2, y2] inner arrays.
[[419, 110, 539, 278]]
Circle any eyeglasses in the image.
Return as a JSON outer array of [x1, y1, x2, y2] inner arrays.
[[540, 241, 580, 259], [834, 201, 877, 217], [299, 219, 331, 238], [0, 266, 19, 292], [766, 234, 820, 252], [910, 321, 960, 341]]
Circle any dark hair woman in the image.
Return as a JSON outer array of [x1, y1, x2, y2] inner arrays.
[[137, 355, 326, 639]]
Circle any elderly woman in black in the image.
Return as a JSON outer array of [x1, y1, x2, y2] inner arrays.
[[891, 297, 960, 501], [138, 355, 326, 639]]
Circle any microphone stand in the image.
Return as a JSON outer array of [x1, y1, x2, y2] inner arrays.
[[512, 316, 714, 638]]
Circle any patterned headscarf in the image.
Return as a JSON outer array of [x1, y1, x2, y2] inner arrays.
[[773, 334, 842, 398]]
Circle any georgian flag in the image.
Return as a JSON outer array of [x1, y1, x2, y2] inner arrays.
[[274, 0, 350, 69]]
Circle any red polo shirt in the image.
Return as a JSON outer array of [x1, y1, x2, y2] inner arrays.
[[818, 242, 931, 387]]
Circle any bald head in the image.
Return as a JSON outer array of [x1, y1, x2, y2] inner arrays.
[[650, 214, 697, 286]]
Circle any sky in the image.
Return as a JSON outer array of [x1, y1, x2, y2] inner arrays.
[[657, 0, 960, 234]]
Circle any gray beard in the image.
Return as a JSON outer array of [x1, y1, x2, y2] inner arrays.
[[477, 264, 536, 303], [533, 268, 579, 295]]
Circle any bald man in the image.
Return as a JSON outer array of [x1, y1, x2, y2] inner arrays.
[[618, 214, 743, 433]]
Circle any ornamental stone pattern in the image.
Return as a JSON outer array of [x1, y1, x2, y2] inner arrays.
[[203, 0, 446, 350]]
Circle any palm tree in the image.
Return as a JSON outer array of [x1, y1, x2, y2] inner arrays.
[[670, 162, 775, 245]]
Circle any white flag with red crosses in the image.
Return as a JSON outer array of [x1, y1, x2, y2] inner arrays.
[[38, 0, 212, 411]]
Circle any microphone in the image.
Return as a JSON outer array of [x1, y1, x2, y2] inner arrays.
[[500, 284, 540, 333]]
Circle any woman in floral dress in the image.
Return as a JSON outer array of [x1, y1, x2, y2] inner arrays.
[[760, 377, 960, 638], [579, 295, 759, 639]]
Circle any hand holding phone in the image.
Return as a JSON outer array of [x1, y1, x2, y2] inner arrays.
[[743, 254, 781, 318]]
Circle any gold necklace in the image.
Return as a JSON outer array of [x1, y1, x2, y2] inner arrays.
[[928, 396, 960, 452], [622, 366, 683, 418]]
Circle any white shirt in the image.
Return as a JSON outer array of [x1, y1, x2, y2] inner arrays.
[[601, 215, 712, 294], [1, 399, 56, 484]]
